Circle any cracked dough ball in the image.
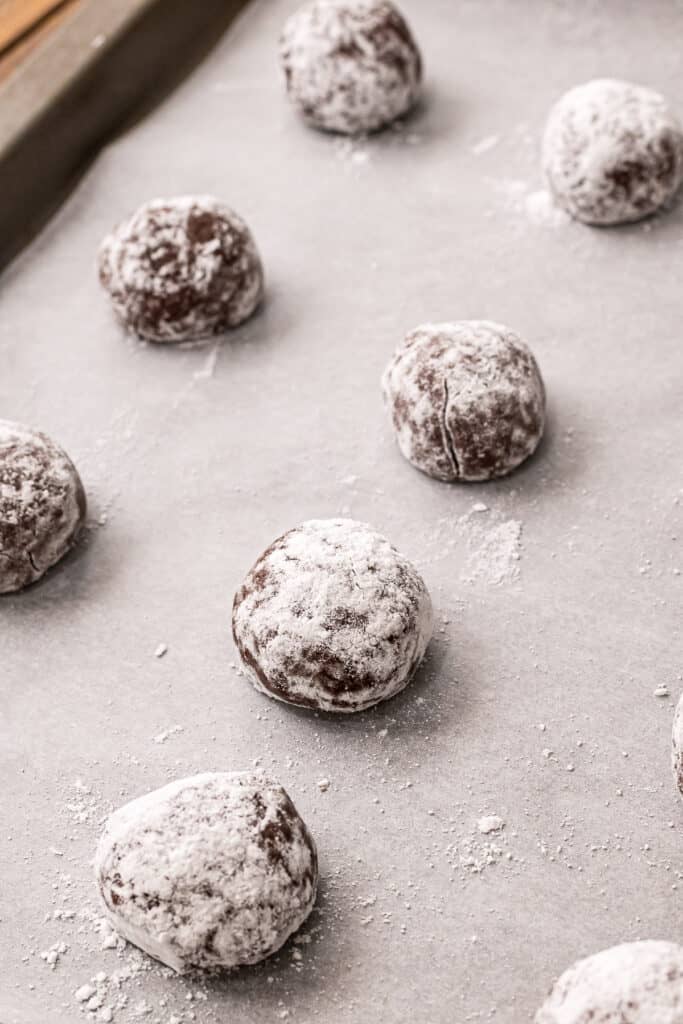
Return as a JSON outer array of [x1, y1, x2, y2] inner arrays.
[[382, 321, 545, 482], [535, 941, 683, 1024], [280, 0, 422, 134], [672, 693, 683, 796], [232, 518, 433, 713], [543, 79, 683, 225], [0, 419, 86, 594], [98, 195, 264, 343], [95, 772, 318, 973]]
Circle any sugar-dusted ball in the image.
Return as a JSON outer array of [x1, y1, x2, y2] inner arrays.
[[280, 0, 422, 134], [95, 772, 318, 972], [535, 941, 683, 1024], [232, 518, 433, 712], [99, 195, 264, 342], [543, 79, 683, 224], [382, 321, 545, 482], [0, 419, 86, 593]]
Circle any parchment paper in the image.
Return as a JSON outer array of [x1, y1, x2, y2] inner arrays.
[[1, 2, 682, 1022]]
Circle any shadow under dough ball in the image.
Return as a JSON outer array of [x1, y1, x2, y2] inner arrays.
[[98, 195, 264, 343], [535, 941, 683, 1024], [542, 78, 683, 225], [0, 419, 86, 593], [672, 692, 683, 796], [232, 518, 433, 713], [95, 772, 318, 973], [280, 0, 422, 134], [381, 321, 545, 482]]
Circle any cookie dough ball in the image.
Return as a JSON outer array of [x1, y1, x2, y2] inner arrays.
[[382, 321, 545, 482], [280, 0, 422, 135], [95, 772, 318, 973], [672, 692, 683, 796], [542, 79, 683, 225], [232, 518, 433, 712], [535, 941, 683, 1024], [98, 196, 264, 343], [0, 419, 86, 593]]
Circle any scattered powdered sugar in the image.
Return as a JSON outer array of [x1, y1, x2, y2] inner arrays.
[[524, 189, 572, 227], [445, 819, 515, 876], [470, 133, 500, 155], [333, 137, 372, 167], [477, 815, 505, 835], [488, 177, 571, 228], [40, 940, 68, 969], [331, 121, 422, 169], [461, 516, 523, 586], [420, 506, 523, 587], [151, 725, 184, 745]]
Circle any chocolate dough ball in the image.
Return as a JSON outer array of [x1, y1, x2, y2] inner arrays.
[[535, 941, 683, 1024], [381, 321, 545, 482], [0, 419, 86, 593], [232, 518, 433, 713], [98, 195, 264, 343], [280, 0, 422, 134], [542, 79, 683, 225], [95, 772, 318, 973], [672, 692, 683, 796]]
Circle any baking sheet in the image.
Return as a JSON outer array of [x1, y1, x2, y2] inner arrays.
[[0, 0, 249, 272], [1, 1, 683, 1022]]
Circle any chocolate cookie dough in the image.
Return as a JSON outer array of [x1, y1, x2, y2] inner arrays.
[[280, 0, 422, 134], [543, 79, 683, 225], [94, 772, 318, 973], [535, 941, 683, 1024], [98, 195, 264, 343], [672, 692, 683, 797], [0, 419, 86, 593], [381, 321, 545, 482], [232, 518, 433, 712]]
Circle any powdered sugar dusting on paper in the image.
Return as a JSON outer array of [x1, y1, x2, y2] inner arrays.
[[462, 516, 523, 585], [488, 178, 571, 228], [419, 506, 523, 586]]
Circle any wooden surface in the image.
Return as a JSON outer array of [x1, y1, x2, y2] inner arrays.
[[0, 0, 79, 81], [0, 0, 250, 273]]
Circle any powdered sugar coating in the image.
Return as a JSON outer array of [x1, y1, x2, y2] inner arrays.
[[280, 0, 422, 135], [0, 419, 86, 593], [672, 693, 683, 797], [535, 941, 683, 1024], [543, 79, 683, 225], [94, 772, 318, 973], [382, 321, 545, 482], [98, 196, 264, 343], [232, 518, 433, 713]]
